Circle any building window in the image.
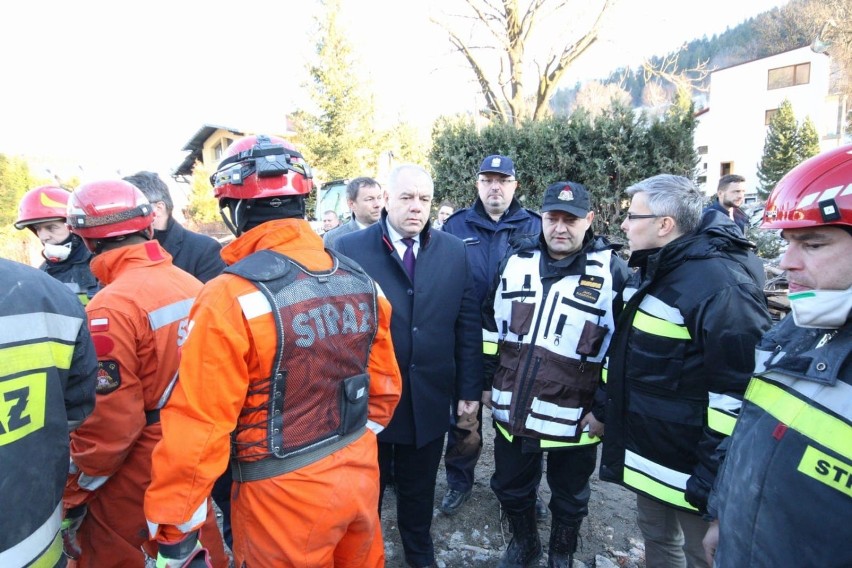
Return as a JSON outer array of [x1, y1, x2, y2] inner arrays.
[[213, 138, 234, 162], [767, 63, 810, 90], [697, 145, 708, 155], [720, 162, 733, 176], [765, 109, 779, 125], [697, 175, 707, 185]]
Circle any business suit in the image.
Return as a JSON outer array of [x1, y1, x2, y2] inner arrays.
[[323, 217, 362, 249], [336, 211, 483, 567]]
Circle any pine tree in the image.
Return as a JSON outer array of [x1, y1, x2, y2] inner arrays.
[[797, 116, 821, 162], [757, 99, 801, 197], [292, 0, 378, 181]]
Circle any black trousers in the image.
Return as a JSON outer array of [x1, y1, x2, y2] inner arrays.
[[490, 426, 597, 523], [378, 436, 444, 568]]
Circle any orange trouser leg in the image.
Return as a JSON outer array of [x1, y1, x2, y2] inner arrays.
[[232, 434, 383, 567]]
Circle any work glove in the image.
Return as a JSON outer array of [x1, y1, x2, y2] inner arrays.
[[61, 505, 87, 560], [156, 531, 212, 568]]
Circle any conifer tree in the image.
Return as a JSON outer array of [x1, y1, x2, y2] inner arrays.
[[797, 116, 821, 162], [757, 99, 801, 197]]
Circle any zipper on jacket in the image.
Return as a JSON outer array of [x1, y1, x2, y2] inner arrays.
[[542, 291, 560, 340], [512, 287, 549, 430]]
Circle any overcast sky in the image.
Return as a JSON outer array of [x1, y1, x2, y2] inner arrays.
[[0, 0, 789, 186]]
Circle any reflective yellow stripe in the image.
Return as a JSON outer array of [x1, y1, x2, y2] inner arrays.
[[798, 446, 852, 498], [707, 407, 737, 435], [541, 432, 600, 447], [483, 341, 498, 355], [623, 468, 698, 511], [28, 533, 63, 568], [77, 293, 90, 305], [746, 378, 852, 458], [497, 421, 599, 447], [496, 421, 513, 442], [632, 311, 691, 340], [0, 341, 76, 376], [601, 367, 608, 384]]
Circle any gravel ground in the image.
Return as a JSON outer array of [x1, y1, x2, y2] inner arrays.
[[380, 407, 645, 568]]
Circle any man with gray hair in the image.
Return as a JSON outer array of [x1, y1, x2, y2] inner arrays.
[[123, 171, 226, 283], [600, 174, 771, 568]]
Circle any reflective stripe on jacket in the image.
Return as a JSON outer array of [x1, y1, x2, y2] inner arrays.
[[600, 211, 771, 513], [710, 318, 852, 567], [491, 248, 618, 444], [0, 259, 97, 567]]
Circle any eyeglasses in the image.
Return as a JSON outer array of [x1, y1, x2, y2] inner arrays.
[[478, 178, 516, 186], [624, 213, 660, 221]]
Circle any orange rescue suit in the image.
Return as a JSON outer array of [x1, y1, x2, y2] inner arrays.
[[145, 220, 402, 567], [63, 241, 227, 567]]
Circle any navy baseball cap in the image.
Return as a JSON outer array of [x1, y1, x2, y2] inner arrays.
[[541, 181, 591, 217], [478, 155, 515, 177]]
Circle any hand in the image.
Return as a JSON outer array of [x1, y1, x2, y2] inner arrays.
[[480, 390, 492, 409], [457, 399, 480, 416], [580, 413, 604, 439], [703, 519, 719, 567], [157, 531, 212, 568], [61, 505, 87, 560]]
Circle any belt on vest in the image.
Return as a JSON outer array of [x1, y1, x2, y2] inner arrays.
[[231, 428, 365, 482], [145, 409, 160, 425]]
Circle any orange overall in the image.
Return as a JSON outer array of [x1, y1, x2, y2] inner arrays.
[[64, 241, 227, 567], [146, 220, 402, 567]]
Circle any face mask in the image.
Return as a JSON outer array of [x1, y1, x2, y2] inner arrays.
[[43, 241, 72, 262], [789, 287, 852, 329]]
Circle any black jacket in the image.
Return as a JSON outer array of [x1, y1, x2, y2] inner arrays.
[[154, 217, 226, 283], [40, 233, 100, 304], [709, 317, 852, 566], [336, 212, 483, 447], [0, 259, 97, 566], [704, 200, 749, 234], [600, 210, 772, 513]]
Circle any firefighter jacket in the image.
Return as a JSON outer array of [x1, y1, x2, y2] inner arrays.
[[483, 232, 629, 449], [0, 259, 97, 568], [40, 233, 100, 305], [145, 219, 402, 544], [600, 211, 772, 514], [59, 241, 230, 568], [708, 317, 852, 567]]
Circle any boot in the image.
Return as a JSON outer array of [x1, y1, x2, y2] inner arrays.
[[547, 518, 582, 568], [498, 508, 542, 568]]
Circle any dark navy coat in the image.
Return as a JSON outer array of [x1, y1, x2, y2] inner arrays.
[[154, 217, 226, 283], [337, 212, 483, 448]]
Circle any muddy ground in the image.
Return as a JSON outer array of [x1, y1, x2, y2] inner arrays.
[[380, 407, 645, 568]]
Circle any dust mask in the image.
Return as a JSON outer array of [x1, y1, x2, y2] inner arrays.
[[788, 287, 852, 329], [43, 241, 72, 262]]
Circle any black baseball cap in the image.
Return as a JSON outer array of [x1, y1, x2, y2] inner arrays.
[[478, 155, 515, 177], [541, 181, 591, 217]]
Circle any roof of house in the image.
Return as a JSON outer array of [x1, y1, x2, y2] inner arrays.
[[172, 124, 245, 178]]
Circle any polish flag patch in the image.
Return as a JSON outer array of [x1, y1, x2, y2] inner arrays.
[[90, 318, 109, 332]]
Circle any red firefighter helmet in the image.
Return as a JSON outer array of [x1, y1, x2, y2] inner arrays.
[[762, 144, 852, 230], [211, 134, 313, 200], [67, 180, 154, 247], [14, 185, 72, 230]]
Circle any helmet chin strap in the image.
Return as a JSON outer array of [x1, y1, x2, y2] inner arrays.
[[220, 199, 251, 237]]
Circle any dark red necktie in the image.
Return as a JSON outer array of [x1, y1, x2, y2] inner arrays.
[[402, 237, 416, 280]]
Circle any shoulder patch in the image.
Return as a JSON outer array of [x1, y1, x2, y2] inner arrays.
[[95, 360, 121, 394]]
